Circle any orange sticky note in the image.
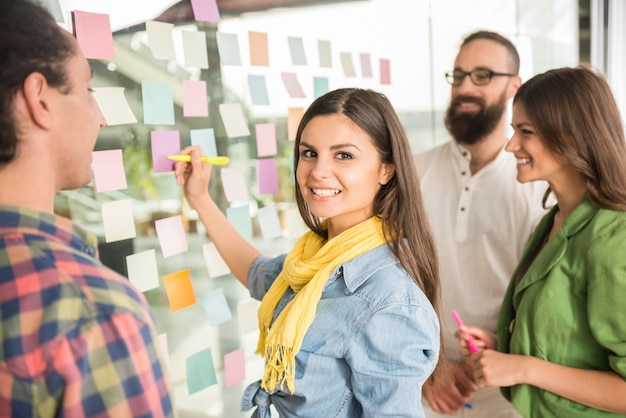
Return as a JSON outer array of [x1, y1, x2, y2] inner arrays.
[[249, 31, 269, 66], [163, 269, 197, 312], [287, 107, 304, 141]]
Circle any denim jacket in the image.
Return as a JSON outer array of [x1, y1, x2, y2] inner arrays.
[[241, 244, 440, 418]]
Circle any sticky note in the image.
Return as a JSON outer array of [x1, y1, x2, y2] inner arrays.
[[248, 74, 270, 106], [256, 159, 278, 195], [340, 52, 357, 77], [249, 31, 269, 66], [216, 32, 242, 66], [92, 87, 137, 126], [101, 200, 136, 243], [221, 168, 249, 202], [380, 59, 391, 85], [227, 205, 252, 240], [281, 72, 306, 99], [313, 77, 329, 99], [182, 30, 209, 69], [150, 130, 181, 173], [183, 80, 208, 117], [190, 0, 221, 22], [155, 215, 188, 258], [360, 53, 373, 78], [91, 149, 127, 192], [287, 107, 304, 141], [142, 82, 175, 125], [202, 242, 230, 278], [146, 21, 176, 60], [255, 123, 277, 157], [72, 11, 114, 60], [163, 269, 197, 312], [218, 103, 250, 138], [201, 287, 232, 326], [258, 206, 282, 240], [158, 333, 170, 371], [318, 40, 332, 68], [238, 299, 260, 336], [190, 129, 217, 156], [287, 36, 307, 65], [224, 349, 245, 388], [126, 249, 159, 293], [186, 348, 217, 394], [284, 207, 308, 239]]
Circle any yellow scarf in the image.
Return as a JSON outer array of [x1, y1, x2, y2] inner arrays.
[[256, 216, 386, 394]]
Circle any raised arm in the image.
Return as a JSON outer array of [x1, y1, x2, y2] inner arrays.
[[174, 146, 260, 287]]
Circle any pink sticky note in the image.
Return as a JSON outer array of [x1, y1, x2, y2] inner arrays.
[[257, 159, 278, 195], [183, 80, 208, 117], [224, 349, 245, 388], [255, 123, 277, 157], [190, 0, 221, 22], [151, 131, 180, 173], [92, 149, 127, 192], [281, 72, 306, 98], [380, 59, 391, 85], [360, 53, 372, 78], [155, 215, 188, 258], [72, 11, 114, 60]]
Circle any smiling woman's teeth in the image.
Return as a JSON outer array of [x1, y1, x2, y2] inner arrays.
[[312, 189, 340, 197], [517, 158, 531, 164]]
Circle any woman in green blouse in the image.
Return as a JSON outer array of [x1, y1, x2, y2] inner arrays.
[[457, 66, 626, 417]]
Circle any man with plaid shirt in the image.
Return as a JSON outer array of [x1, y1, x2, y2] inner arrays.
[[0, 1, 174, 416]]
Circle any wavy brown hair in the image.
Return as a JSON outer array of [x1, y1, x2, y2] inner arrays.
[[514, 66, 626, 211], [293, 88, 443, 376]]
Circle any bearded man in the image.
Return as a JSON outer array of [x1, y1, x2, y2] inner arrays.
[[414, 31, 548, 418]]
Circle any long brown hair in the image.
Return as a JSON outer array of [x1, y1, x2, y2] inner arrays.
[[514, 66, 626, 211], [293, 88, 443, 375]]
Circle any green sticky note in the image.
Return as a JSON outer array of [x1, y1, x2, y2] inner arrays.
[[186, 348, 218, 394]]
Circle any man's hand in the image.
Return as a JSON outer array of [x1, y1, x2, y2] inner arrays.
[[423, 361, 478, 414]]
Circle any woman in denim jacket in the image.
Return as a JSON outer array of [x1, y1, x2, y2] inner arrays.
[[457, 67, 626, 417], [174, 88, 443, 417]]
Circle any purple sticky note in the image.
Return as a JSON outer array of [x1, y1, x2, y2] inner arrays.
[[190, 0, 221, 22], [151, 131, 180, 173], [257, 159, 278, 195]]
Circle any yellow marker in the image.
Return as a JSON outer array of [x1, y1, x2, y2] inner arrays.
[[166, 155, 230, 165]]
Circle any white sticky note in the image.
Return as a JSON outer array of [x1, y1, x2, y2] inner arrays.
[[182, 30, 209, 69], [101, 200, 136, 243], [219, 103, 250, 138], [155, 215, 188, 258], [126, 249, 159, 293], [216, 32, 242, 65], [237, 298, 260, 336], [202, 242, 230, 278], [158, 333, 170, 371], [284, 207, 308, 239], [146, 21, 176, 60], [92, 87, 137, 126]]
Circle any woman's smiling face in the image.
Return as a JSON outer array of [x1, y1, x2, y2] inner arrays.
[[296, 114, 394, 239]]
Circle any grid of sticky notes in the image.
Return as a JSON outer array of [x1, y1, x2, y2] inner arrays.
[[69, 0, 392, 399]]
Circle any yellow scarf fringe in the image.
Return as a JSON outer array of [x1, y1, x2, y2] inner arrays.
[[256, 216, 386, 394]]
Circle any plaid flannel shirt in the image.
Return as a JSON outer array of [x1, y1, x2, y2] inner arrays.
[[0, 205, 174, 417]]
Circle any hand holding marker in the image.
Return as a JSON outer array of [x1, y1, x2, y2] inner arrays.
[[167, 155, 230, 165], [451, 310, 477, 410]]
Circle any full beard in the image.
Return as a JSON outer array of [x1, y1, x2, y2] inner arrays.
[[444, 91, 507, 145]]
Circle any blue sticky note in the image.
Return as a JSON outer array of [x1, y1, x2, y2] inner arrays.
[[227, 205, 252, 240], [190, 129, 217, 156], [186, 348, 217, 394], [258, 206, 283, 240], [288, 36, 307, 66], [248, 74, 270, 105], [313, 77, 329, 99], [216, 32, 242, 65], [142, 81, 175, 125], [201, 288, 232, 326]]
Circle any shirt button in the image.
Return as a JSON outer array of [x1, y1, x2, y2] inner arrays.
[[460, 207, 465, 211], [509, 319, 516, 333], [84, 246, 96, 257], [464, 187, 469, 191], [462, 151, 467, 157], [461, 171, 467, 176]]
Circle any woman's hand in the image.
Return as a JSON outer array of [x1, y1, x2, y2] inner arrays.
[[469, 350, 528, 388], [455, 325, 496, 356], [174, 146, 213, 209]]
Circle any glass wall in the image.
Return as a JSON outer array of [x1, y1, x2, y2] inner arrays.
[[49, 0, 579, 416]]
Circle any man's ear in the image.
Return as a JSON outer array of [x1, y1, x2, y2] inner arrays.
[[21, 72, 54, 130], [507, 74, 522, 100]]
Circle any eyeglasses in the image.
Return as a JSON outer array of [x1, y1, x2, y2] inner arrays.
[[445, 69, 516, 86]]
